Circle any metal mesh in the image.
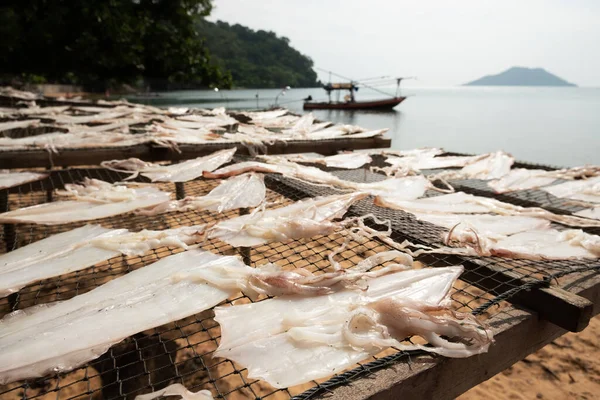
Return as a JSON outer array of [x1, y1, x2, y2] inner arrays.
[[362, 152, 600, 235], [0, 162, 597, 400], [449, 177, 595, 220]]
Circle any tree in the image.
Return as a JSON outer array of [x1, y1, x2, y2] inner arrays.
[[196, 19, 319, 88], [0, 0, 231, 89]]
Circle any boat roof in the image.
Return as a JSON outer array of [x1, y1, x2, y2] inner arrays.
[[323, 82, 357, 91]]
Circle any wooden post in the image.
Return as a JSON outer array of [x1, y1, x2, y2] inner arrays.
[[175, 182, 185, 200], [0, 190, 18, 310], [238, 208, 252, 266], [45, 166, 53, 202]]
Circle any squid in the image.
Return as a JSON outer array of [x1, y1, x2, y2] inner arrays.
[[0, 170, 48, 190], [209, 192, 368, 247], [261, 152, 372, 169], [0, 178, 171, 224], [214, 265, 493, 388], [0, 249, 417, 385], [101, 148, 236, 182], [0, 224, 206, 297], [442, 225, 600, 260], [137, 173, 265, 215], [376, 191, 600, 228]]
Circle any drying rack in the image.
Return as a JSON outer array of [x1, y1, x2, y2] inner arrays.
[[0, 136, 390, 169], [0, 158, 598, 400], [0, 96, 390, 169]]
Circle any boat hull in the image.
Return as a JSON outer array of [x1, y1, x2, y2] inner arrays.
[[303, 97, 406, 110]]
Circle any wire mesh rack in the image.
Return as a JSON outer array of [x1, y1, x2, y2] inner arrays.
[[0, 161, 598, 400], [361, 152, 600, 235]]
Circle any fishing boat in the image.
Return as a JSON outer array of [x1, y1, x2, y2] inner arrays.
[[303, 74, 410, 111]]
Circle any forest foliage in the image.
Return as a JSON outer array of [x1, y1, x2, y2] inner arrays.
[[0, 0, 318, 90], [196, 19, 319, 88]]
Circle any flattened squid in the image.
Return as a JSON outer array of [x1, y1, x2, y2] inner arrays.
[[214, 265, 493, 388], [0, 178, 171, 225], [209, 192, 368, 247], [0, 224, 206, 297], [101, 148, 236, 182], [137, 173, 265, 215], [375, 191, 600, 228]]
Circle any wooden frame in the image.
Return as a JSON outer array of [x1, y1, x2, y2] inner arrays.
[[0, 137, 391, 169]]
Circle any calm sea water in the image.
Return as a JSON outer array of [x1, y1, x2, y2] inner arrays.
[[128, 86, 600, 167]]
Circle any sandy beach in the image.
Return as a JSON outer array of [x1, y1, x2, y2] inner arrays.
[[460, 315, 600, 400]]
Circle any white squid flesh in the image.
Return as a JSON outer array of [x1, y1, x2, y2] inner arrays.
[[214, 265, 492, 388], [0, 178, 171, 224], [138, 173, 265, 215], [209, 192, 367, 247], [0, 224, 205, 297], [102, 148, 236, 182], [0, 171, 48, 190], [0, 250, 243, 384]]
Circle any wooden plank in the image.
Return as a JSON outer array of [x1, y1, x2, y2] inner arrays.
[[459, 258, 593, 333], [159, 137, 391, 159], [0, 137, 391, 168], [0, 145, 153, 169], [316, 273, 600, 400]]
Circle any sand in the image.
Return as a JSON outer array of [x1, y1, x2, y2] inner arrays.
[[460, 314, 600, 400]]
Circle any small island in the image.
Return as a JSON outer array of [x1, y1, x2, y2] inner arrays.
[[464, 67, 576, 87]]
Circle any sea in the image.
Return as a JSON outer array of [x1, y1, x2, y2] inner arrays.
[[127, 86, 600, 168]]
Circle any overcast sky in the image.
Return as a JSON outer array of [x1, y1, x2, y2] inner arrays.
[[210, 0, 600, 87]]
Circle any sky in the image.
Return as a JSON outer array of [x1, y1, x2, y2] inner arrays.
[[209, 0, 600, 87]]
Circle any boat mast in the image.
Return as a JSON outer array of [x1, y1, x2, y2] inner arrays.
[[395, 78, 403, 97], [328, 71, 332, 103]]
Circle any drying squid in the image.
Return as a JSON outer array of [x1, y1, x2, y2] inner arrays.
[[0, 225, 206, 297], [240, 109, 288, 122], [175, 112, 238, 127], [381, 153, 485, 174], [412, 212, 551, 237], [205, 159, 432, 199], [0, 178, 171, 224], [214, 265, 493, 388], [261, 152, 372, 169], [456, 151, 514, 179], [375, 191, 600, 228], [176, 250, 413, 300], [135, 384, 214, 400], [209, 192, 368, 247], [101, 148, 236, 182], [281, 113, 315, 136], [431, 151, 514, 181], [0, 251, 241, 384], [543, 176, 600, 203], [443, 225, 600, 260], [0, 248, 419, 385], [0, 170, 48, 190], [487, 169, 558, 193], [138, 173, 265, 215], [575, 207, 600, 221], [357, 175, 434, 199], [203, 160, 351, 187], [0, 119, 40, 133], [310, 127, 388, 140]]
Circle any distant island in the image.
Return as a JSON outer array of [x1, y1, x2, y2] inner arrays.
[[464, 67, 576, 87]]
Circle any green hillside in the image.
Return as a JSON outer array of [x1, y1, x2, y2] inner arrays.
[[197, 19, 319, 88]]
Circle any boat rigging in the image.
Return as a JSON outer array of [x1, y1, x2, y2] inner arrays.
[[303, 69, 413, 110]]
